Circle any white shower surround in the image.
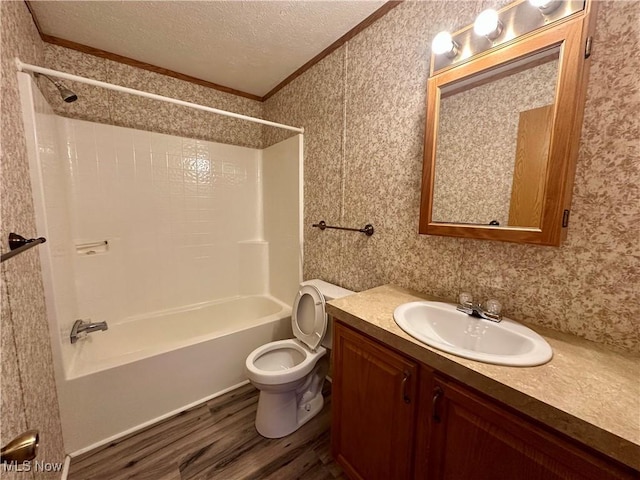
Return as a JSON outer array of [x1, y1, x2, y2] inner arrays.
[[65, 117, 265, 321], [18, 73, 303, 453]]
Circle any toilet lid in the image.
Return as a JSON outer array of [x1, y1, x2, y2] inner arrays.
[[292, 285, 327, 351]]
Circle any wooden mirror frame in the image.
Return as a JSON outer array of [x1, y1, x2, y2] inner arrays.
[[419, 1, 597, 246]]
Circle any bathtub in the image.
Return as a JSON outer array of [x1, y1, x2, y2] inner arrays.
[[59, 295, 293, 454]]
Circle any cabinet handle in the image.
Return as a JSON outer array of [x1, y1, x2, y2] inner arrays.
[[432, 386, 443, 423], [401, 370, 411, 404]]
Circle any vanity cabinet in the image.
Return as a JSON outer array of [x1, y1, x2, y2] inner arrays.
[[425, 377, 633, 480], [332, 322, 637, 480], [331, 322, 418, 480]]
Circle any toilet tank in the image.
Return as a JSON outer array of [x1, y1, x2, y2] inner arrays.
[[301, 279, 353, 349]]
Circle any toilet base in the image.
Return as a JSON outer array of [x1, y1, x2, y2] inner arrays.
[[255, 388, 324, 439], [296, 390, 324, 429]]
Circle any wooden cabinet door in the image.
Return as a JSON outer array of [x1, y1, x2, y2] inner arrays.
[[332, 322, 418, 480], [427, 377, 636, 480]]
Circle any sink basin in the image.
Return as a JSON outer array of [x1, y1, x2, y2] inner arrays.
[[393, 301, 552, 366]]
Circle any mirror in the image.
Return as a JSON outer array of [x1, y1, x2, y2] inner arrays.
[[433, 50, 559, 228], [420, 1, 597, 246]]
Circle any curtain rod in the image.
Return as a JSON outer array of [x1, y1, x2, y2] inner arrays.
[[15, 58, 304, 134]]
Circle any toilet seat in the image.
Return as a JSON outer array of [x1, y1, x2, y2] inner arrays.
[[245, 286, 329, 387], [291, 285, 326, 351], [245, 339, 326, 385]]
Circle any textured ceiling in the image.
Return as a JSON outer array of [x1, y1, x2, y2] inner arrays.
[[29, 1, 386, 97]]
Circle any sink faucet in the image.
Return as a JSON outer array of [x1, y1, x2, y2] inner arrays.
[[70, 319, 108, 344], [456, 293, 502, 323]]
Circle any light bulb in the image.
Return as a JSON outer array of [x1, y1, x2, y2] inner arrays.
[[432, 31, 458, 58], [474, 9, 503, 40]]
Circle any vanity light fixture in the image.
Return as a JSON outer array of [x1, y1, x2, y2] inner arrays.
[[430, 0, 585, 73], [529, 0, 563, 14], [473, 9, 503, 40], [432, 31, 459, 58]]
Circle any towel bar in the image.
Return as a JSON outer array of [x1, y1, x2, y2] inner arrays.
[[1, 233, 46, 263], [312, 220, 374, 236]]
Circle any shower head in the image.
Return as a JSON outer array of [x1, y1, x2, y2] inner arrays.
[[55, 83, 78, 103], [34, 73, 78, 103]]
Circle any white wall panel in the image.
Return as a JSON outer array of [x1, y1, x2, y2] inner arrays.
[[60, 119, 263, 323], [263, 135, 303, 304]]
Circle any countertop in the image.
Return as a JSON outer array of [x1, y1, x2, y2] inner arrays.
[[326, 284, 640, 471]]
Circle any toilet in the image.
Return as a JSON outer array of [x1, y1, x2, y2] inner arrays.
[[245, 279, 353, 438]]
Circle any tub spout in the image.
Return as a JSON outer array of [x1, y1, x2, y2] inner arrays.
[[70, 319, 108, 344]]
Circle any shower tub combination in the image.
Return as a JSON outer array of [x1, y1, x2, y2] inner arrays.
[[64, 295, 292, 454], [18, 69, 304, 453]]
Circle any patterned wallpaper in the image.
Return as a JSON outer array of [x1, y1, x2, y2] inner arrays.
[[40, 44, 264, 149], [433, 60, 558, 225], [0, 1, 66, 474], [3, 1, 637, 417], [264, 1, 640, 353], [1, 0, 634, 471]]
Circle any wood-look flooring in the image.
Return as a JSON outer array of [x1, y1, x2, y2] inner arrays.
[[68, 383, 344, 480]]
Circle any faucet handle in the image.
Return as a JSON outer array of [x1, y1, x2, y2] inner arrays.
[[484, 299, 502, 316], [458, 292, 474, 306]]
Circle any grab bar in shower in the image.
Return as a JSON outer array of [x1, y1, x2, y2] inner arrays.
[[1, 233, 47, 263], [312, 220, 374, 236], [75, 240, 109, 255], [76, 240, 108, 249]]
